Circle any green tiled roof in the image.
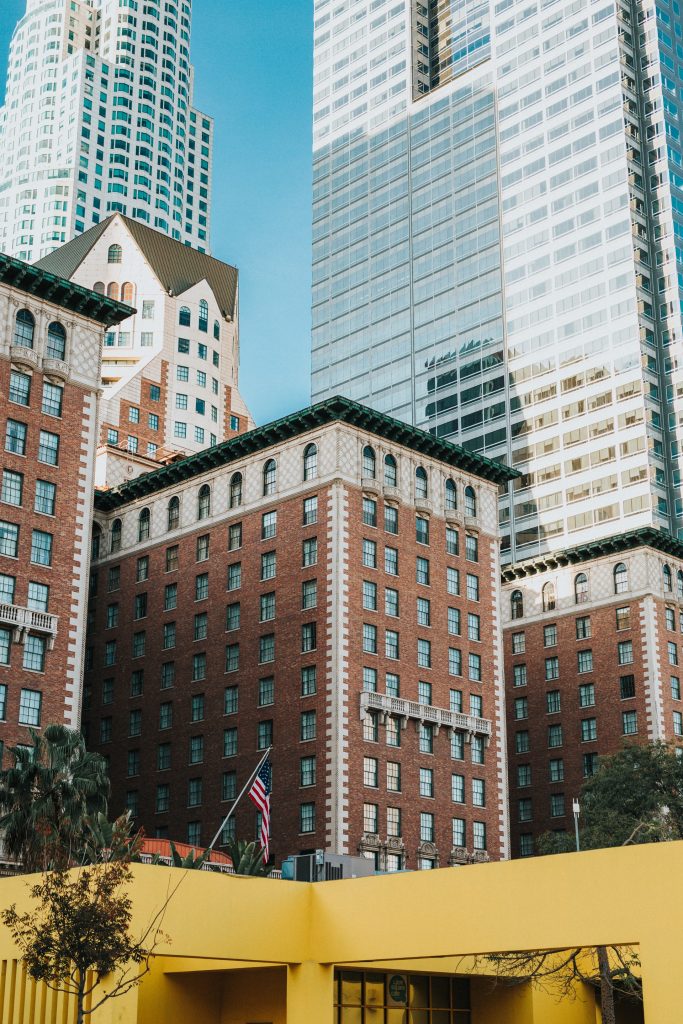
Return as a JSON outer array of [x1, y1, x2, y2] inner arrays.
[[95, 395, 517, 512], [0, 252, 133, 327], [501, 526, 683, 581]]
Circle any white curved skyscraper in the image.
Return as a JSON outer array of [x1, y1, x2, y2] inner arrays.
[[0, 0, 213, 263]]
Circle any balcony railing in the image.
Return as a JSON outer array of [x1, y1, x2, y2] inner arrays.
[[360, 691, 492, 741], [0, 603, 58, 647]]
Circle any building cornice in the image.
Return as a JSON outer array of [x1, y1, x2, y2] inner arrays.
[[501, 527, 683, 582], [94, 395, 518, 512], [0, 252, 133, 328]]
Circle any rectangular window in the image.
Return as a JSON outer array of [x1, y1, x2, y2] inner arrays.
[[581, 718, 598, 742], [363, 667, 377, 692], [261, 511, 277, 539], [18, 688, 42, 726], [363, 802, 378, 833], [451, 773, 465, 803], [417, 597, 430, 626], [41, 382, 63, 417], [517, 764, 531, 787], [385, 547, 399, 576], [227, 563, 242, 590], [303, 497, 318, 525], [363, 580, 377, 611], [261, 551, 276, 580], [548, 724, 563, 748], [364, 711, 379, 742], [447, 607, 460, 635], [420, 812, 434, 843], [449, 647, 462, 677], [451, 730, 464, 760], [466, 574, 479, 601], [225, 643, 239, 672], [226, 602, 240, 631], [38, 431, 59, 465], [300, 756, 316, 787], [159, 703, 173, 730], [513, 664, 527, 687], [620, 674, 635, 699], [386, 629, 399, 660], [417, 638, 431, 668], [514, 697, 528, 720], [362, 539, 377, 568], [419, 722, 434, 754], [468, 653, 481, 681], [363, 498, 377, 527], [303, 539, 317, 566], [301, 666, 317, 696], [258, 677, 274, 706], [416, 516, 429, 545], [416, 556, 429, 585], [163, 622, 176, 649], [668, 641, 678, 666], [446, 527, 459, 555], [301, 710, 316, 741], [257, 720, 273, 750], [5, 420, 27, 455], [386, 673, 400, 698], [545, 656, 559, 681], [260, 592, 276, 621], [583, 752, 598, 777], [616, 607, 631, 631], [224, 685, 239, 715], [384, 505, 398, 534], [472, 778, 485, 807], [385, 717, 400, 747], [385, 587, 399, 617], [223, 729, 237, 757], [363, 756, 378, 787], [544, 624, 557, 648], [161, 662, 175, 689], [387, 806, 401, 837], [512, 631, 525, 654], [299, 803, 315, 834], [228, 523, 242, 551], [673, 711, 683, 736], [363, 623, 377, 654], [196, 535, 210, 562], [9, 371, 31, 406], [468, 613, 480, 642], [1, 470, 23, 507], [577, 649, 593, 673], [579, 683, 595, 708], [671, 676, 681, 701], [622, 710, 638, 735], [301, 623, 317, 653], [575, 616, 591, 639], [387, 761, 401, 792]]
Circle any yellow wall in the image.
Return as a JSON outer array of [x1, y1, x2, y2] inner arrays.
[[0, 843, 673, 1023]]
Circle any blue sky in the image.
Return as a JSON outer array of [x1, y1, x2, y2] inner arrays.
[[0, 0, 313, 426]]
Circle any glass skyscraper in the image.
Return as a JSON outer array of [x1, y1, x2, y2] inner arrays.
[[311, 0, 683, 563], [0, 0, 212, 262]]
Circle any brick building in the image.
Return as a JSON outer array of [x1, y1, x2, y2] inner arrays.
[[84, 396, 515, 868], [0, 252, 130, 760], [502, 528, 683, 857], [35, 215, 253, 486]]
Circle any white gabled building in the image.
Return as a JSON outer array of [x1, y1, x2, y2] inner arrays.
[[35, 213, 252, 486]]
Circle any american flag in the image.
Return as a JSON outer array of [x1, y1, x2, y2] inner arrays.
[[248, 758, 272, 862]]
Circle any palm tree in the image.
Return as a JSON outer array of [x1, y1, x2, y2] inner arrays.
[[0, 724, 110, 871]]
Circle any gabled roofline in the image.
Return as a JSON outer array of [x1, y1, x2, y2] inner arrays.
[[94, 395, 518, 512], [501, 526, 683, 582], [0, 252, 133, 327]]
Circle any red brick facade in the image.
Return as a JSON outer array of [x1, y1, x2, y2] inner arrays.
[[502, 542, 683, 857], [84, 406, 511, 868]]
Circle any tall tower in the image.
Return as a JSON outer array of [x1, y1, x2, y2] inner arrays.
[[0, 0, 212, 264], [311, 0, 683, 564]]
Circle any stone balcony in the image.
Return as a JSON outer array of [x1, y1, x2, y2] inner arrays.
[[0, 603, 58, 648], [359, 690, 492, 743]]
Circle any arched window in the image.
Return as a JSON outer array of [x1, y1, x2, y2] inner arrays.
[[384, 454, 397, 487], [303, 443, 318, 481], [663, 564, 673, 592], [91, 524, 102, 561], [614, 562, 628, 594], [93, 281, 105, 294], [678, 570, 683, 599], [106, 282, 120, 301], [179, 305, 191, 327], [111, 518, 122, 554], [445, 478, 457, 511], [415, 466, 428, 500], [263, 459, 277, 496], [138, 507, 150, 542], [167, 496, 180, 531], [362, 445, 376, 479], [575, 572, 589, 604], [229, 472, 242, 508], [14, 309, 35, 348], [197, 484, 211, 520], [213, 320, 220, 340], [542, 582, 556, 612], [46, 322, 66, 360], [108, 243, 122, 264], [121, 282, 135, 304], [511, 590, 524, 620], [198, 299, 209, 333], [464, 486, 477, 517]]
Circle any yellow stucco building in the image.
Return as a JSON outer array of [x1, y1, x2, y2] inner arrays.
[[0, 841, 676, 1023]]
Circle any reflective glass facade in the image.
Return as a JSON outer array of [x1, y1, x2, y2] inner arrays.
[[312, 0, 683, 562]]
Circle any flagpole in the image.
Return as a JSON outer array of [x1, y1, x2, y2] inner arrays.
[[206, 746, 272, 854]]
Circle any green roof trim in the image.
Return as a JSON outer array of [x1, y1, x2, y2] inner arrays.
[[501, 527, 683, 582], [95, 395, 518, 512], [0, 252, 133, 327]]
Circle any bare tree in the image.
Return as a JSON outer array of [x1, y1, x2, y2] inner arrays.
[[1, 858, 174, 1024]]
